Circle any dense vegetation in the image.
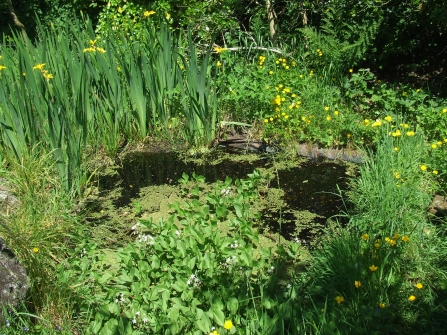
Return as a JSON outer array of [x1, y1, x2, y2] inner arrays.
[[1, 1, 447, 334]]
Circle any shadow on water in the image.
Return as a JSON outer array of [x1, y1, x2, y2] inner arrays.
[[262, 160, 349, 243], [99, 152, 350, 242], [99, 152, 269, 208]]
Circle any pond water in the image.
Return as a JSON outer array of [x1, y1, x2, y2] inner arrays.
[[98, 152, 351, 243]]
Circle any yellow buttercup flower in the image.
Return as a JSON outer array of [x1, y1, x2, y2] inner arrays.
[[379, 303, 386, 308], [349, 69, 353, 73], [223, 320, 233, 330], [324, 106, 329, 111], [408, 295, 416, 301], [369, 265, 378, 272], [431, 143, 437, 149], [214, 46, 227, 53], [0, 65, 6, 71], [326, 116, 331, 121], [433, 170, 438, 175], [335, 296, 344, 304], [420, 165, 427, 171], [385, 115, 393, 122], [354, 281, 361, 288], [144, 10, 155, 17], [32, 247, 39, 253], [118, 6, 124, 13], [361, 233, 369, 241], [402, 235, 410, 242], [217, 61, 222, 67], [415, 283, 423, 289], [334, 111, 339, 115]]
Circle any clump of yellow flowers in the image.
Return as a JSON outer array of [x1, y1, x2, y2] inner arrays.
[[83, 39, 106, 54]]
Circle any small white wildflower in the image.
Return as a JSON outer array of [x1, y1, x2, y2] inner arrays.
[[142, 317, 148, 324], [230, 240, 239, 249], [287, 283, 292, 289], [138, 234, 155, 245], [268, 266, 275, 273], [132, 318, 137, 325], [293, 237, 301, 243], [135, 311, 140, 317], [220, 187, 231, 196], [175, 230, 181, 237]]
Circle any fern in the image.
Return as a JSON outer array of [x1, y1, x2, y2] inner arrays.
[[301, 4, 381, 70]]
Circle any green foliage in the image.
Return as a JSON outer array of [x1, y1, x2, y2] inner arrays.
[[64, 171, 302, 334], [347, 123, 432, 237]]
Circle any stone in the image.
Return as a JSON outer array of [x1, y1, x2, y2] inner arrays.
[[0, 241, 30, 317]]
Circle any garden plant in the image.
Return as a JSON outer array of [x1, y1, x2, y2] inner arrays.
[[0, 1, 447, 334]]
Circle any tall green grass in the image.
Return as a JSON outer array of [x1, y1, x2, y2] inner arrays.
[[0, 16, 222, 196]]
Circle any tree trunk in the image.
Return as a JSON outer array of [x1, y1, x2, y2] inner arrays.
[[266, 0, 276, 41], [5, 0, 27, 40]]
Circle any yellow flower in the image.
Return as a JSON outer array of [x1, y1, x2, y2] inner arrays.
[[284, 115, 289, 119], [324, 106, 329, 111], [264, 119, 269, 123], [361, 233, 369, 241], [438, 141, 443, 145], [379, 303, 386, 308], [96, 47, 106, 53], [349, 69, 353, 73], [347, 133, 351, 138], [334, 111, 339, 115], [393, 233, 400, 239], [213, 46, 227, 53], [402, 91, 407, 96], [408, 295, 416, 301], [326, 116, 331, 121], [443, 108, 447, 113], [374, 242, 380, 248], [371, 119, 383, 127], [43, 72, 53, 79], [431, 143, 437, 149], [433, 170, 438, 175], [166, 13, 171, 19], [335, 296, 344, 304], [392, 129, 402, 137], [118, 6, 124, 13], [144, 10, 155, 17], [269, 71, 274, 75], [33, 63, 46, 71], [406, 131, 415, 136], [369, 265, 378, 272], [394, 172, 400, 179], [394, 147, 399, 152], [420, 165, 427, 171], [209, 331, 219, 335], [389, 239, 396, 247], [270, 117, 273, 121], [402, 235, 410, 242], [217, 61, 222, 67], [364, 119, 370, 126], [259, 65, 263, 69], [385, 115, 393, 122], [354, 281, 362, 288], [32, 247, 39, 253], [404, 124, 409, 128], [0, 65, 6, 71], [223, 320, 233, 330], [415, 283, 423, 289]]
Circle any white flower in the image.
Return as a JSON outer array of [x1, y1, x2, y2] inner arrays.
[[230, 240, 239, 249], [175, 230, 181, 237], [142, 317, 148, 324], [268, 266, 275, 273], [132, 318, 137, 324], [138, 234, 155, 245], [287, 283, 292, 289], [135, 311, 140, 317], [220, 187, 231, 196], [131, 222, 140, 231]]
